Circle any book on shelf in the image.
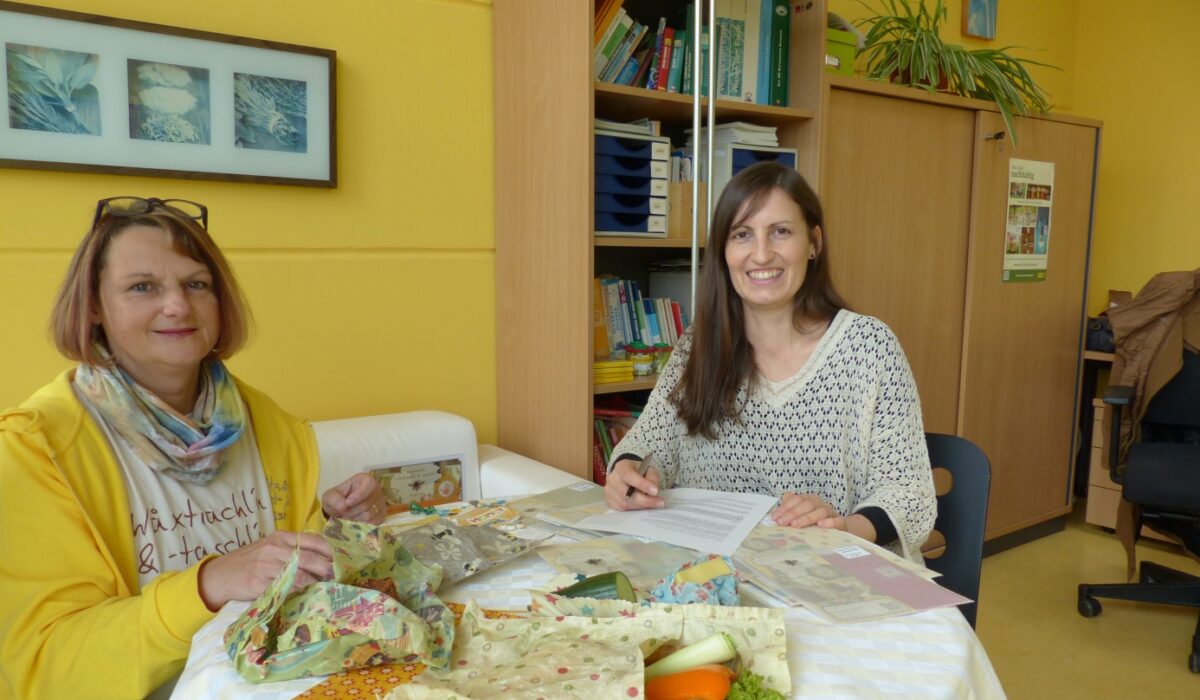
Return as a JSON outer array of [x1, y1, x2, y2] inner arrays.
[[594, 0, 624, 46], [631, 41, 657, 87], [756, 0, 773, 104], [602, 20, 649, 83], [665, 30, 686, 93], [645, 17, 667, 90], [595, 10, 632, 79], [593, 277, 609, 360], [741, 0, 761, 103], [592, 431, 607, 485], [767, 0, 789, 106], [654, 27, 675, 92], [715, 0, 745, 102]]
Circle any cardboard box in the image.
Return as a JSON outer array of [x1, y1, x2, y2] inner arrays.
[[825, 28, 856, 76]]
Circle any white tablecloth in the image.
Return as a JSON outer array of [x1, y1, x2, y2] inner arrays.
[[174, 548, 1005, 699]]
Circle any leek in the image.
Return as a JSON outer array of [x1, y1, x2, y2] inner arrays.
[[643, 632, 737, 681]]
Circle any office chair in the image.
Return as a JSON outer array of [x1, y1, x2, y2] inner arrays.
[[924, 433, 992, 628], [1077, 349, 1200, 672]]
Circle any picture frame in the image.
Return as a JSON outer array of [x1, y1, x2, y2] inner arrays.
[[0, 1, 336, 187], [962, 0, 998, 40]]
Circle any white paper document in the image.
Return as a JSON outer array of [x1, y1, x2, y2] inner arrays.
[[572, 487, 777, 556]]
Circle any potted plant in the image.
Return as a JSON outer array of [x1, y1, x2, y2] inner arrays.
[[854, 0, 1055, 142]]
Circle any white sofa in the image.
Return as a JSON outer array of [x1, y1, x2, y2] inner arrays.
[[311, 410, 586, 500]]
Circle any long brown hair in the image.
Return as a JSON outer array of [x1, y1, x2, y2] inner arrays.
[[50, 208, 252, 365], [669, 162, 847, 438]]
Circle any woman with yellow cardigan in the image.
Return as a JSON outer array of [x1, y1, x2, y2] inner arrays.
[[0, 198, 387, 698]]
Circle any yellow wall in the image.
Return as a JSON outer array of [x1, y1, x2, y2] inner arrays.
[[1073, 1, 1200, 313], [0, 0, 500, 441]]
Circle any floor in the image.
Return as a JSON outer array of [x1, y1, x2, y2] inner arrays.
[[975, 503, 1200, 699]]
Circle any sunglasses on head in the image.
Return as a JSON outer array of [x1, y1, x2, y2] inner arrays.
[[93, 197, 208, 229]]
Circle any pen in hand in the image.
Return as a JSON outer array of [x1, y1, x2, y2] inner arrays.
[[625, 451, 656, 501]]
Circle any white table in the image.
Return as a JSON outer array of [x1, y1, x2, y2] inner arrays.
[[174, 548, 1005, 699]]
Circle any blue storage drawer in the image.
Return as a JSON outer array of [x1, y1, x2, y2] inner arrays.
[[594, 173, 669, 198], [594, 134, 670, 161], [595, 154, 670, 179], [595, 192, 667, 215], [595, 211, 667, 236]]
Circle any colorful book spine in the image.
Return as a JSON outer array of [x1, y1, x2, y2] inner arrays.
[[646, 17, 667, 90], [620, 280, 642, 345], [768, 0, 790, 106], [666, 31, 686, 93], [756, 0, 773, 104], [655, 27, 675, 92], [603, 277, 629, 351], [593, 278, 609, 359]]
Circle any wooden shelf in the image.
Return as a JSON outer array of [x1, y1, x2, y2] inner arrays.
[[594, 82, 816, 125], [1083, 350, 1115, 362], [594, 236, 703, 248], [594, 374, 659, 395]]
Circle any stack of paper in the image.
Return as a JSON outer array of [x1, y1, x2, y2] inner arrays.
[[685, 121, 778, 148]]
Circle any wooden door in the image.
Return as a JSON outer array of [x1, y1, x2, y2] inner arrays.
[[823, 88, 975, 434], [961, 112, 1099, 537]]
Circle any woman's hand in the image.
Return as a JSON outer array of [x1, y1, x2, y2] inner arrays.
[[771, 493, 844, 529], [604, 458, 664, 511], [197, 530, 333, 611], [771, 493, 876, 542], [322, 472, 387, 523]]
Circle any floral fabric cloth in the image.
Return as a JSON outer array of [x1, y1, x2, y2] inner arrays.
[[395, 517, 545, 584], [223, 520, 454, 683], [648, 554, 741, 606]]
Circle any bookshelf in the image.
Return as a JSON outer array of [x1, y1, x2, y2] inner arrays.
[[494, 0, 830, 480]]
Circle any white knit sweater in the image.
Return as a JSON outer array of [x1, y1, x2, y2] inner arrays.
[[611, 309, 936, 563]]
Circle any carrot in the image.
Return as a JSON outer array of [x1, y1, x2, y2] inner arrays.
[[644, 664, 736, 700]]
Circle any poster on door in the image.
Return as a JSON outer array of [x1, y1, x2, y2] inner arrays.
[[1002, 158, 1054, 283]]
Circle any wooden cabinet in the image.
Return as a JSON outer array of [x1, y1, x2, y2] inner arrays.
[[494, 0, 829, 479], [822, 77, 1102, 541]]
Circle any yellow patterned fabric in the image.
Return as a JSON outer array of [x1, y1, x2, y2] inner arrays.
[[379, 594, 789, 699]]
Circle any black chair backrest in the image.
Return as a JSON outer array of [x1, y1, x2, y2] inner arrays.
[[924, 433, 991, 628], [1143, 349, 1200, 428]]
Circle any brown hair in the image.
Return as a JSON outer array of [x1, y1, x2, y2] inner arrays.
[[49, 208, 253, 365], [669, 162, 848, 438]]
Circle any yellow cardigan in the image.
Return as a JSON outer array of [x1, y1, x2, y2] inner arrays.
[[0, 370, 325, 699]]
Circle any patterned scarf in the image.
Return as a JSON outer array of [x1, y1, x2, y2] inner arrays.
[[74, 350, 247, 484]]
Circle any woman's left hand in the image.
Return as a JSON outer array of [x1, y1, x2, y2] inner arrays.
[[771, 492, 846, 530], [322, 472, 387, 524]]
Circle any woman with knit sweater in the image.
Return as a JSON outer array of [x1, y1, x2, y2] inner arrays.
[[604, 163, 936, 564]]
